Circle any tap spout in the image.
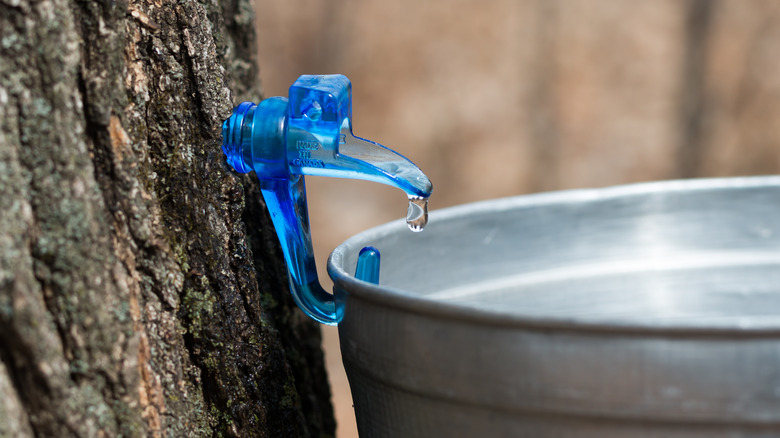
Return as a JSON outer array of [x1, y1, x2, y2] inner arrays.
[[339, 126, 432, 198], [287, 119, 433, 200]]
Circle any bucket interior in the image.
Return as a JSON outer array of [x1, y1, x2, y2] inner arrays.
[[330, 177, 780, 329]]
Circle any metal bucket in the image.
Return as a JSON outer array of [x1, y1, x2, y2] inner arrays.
[[328, 176, 780, 437]]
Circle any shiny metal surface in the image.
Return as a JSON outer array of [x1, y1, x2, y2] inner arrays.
[[328, 176, 780, 437]]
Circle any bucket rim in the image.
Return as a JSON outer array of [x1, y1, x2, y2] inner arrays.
[[328, 175, 780, 335]]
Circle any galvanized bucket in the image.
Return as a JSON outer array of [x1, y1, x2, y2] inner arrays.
[[328, 176, 780, 437]]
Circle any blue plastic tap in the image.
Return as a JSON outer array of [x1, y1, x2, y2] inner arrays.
[[221, 75, 433, 325]]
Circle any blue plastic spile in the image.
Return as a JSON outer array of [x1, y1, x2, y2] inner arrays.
[[221, 75, 433, 325]]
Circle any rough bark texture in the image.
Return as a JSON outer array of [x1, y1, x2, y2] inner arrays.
[[0, 0, 335, 436]]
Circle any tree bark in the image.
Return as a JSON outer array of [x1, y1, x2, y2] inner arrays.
[[0, 0, 335, 436]]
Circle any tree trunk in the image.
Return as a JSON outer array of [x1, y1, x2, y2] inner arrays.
[[0, 0, 335, 436]]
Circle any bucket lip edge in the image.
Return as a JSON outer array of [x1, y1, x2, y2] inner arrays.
[[328, 175, 780, 335]]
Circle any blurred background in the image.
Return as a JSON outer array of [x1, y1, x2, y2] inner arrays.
[[254, 1, 780, 436]]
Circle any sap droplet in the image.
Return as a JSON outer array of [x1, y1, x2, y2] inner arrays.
[[406, 196, 428, 232]]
